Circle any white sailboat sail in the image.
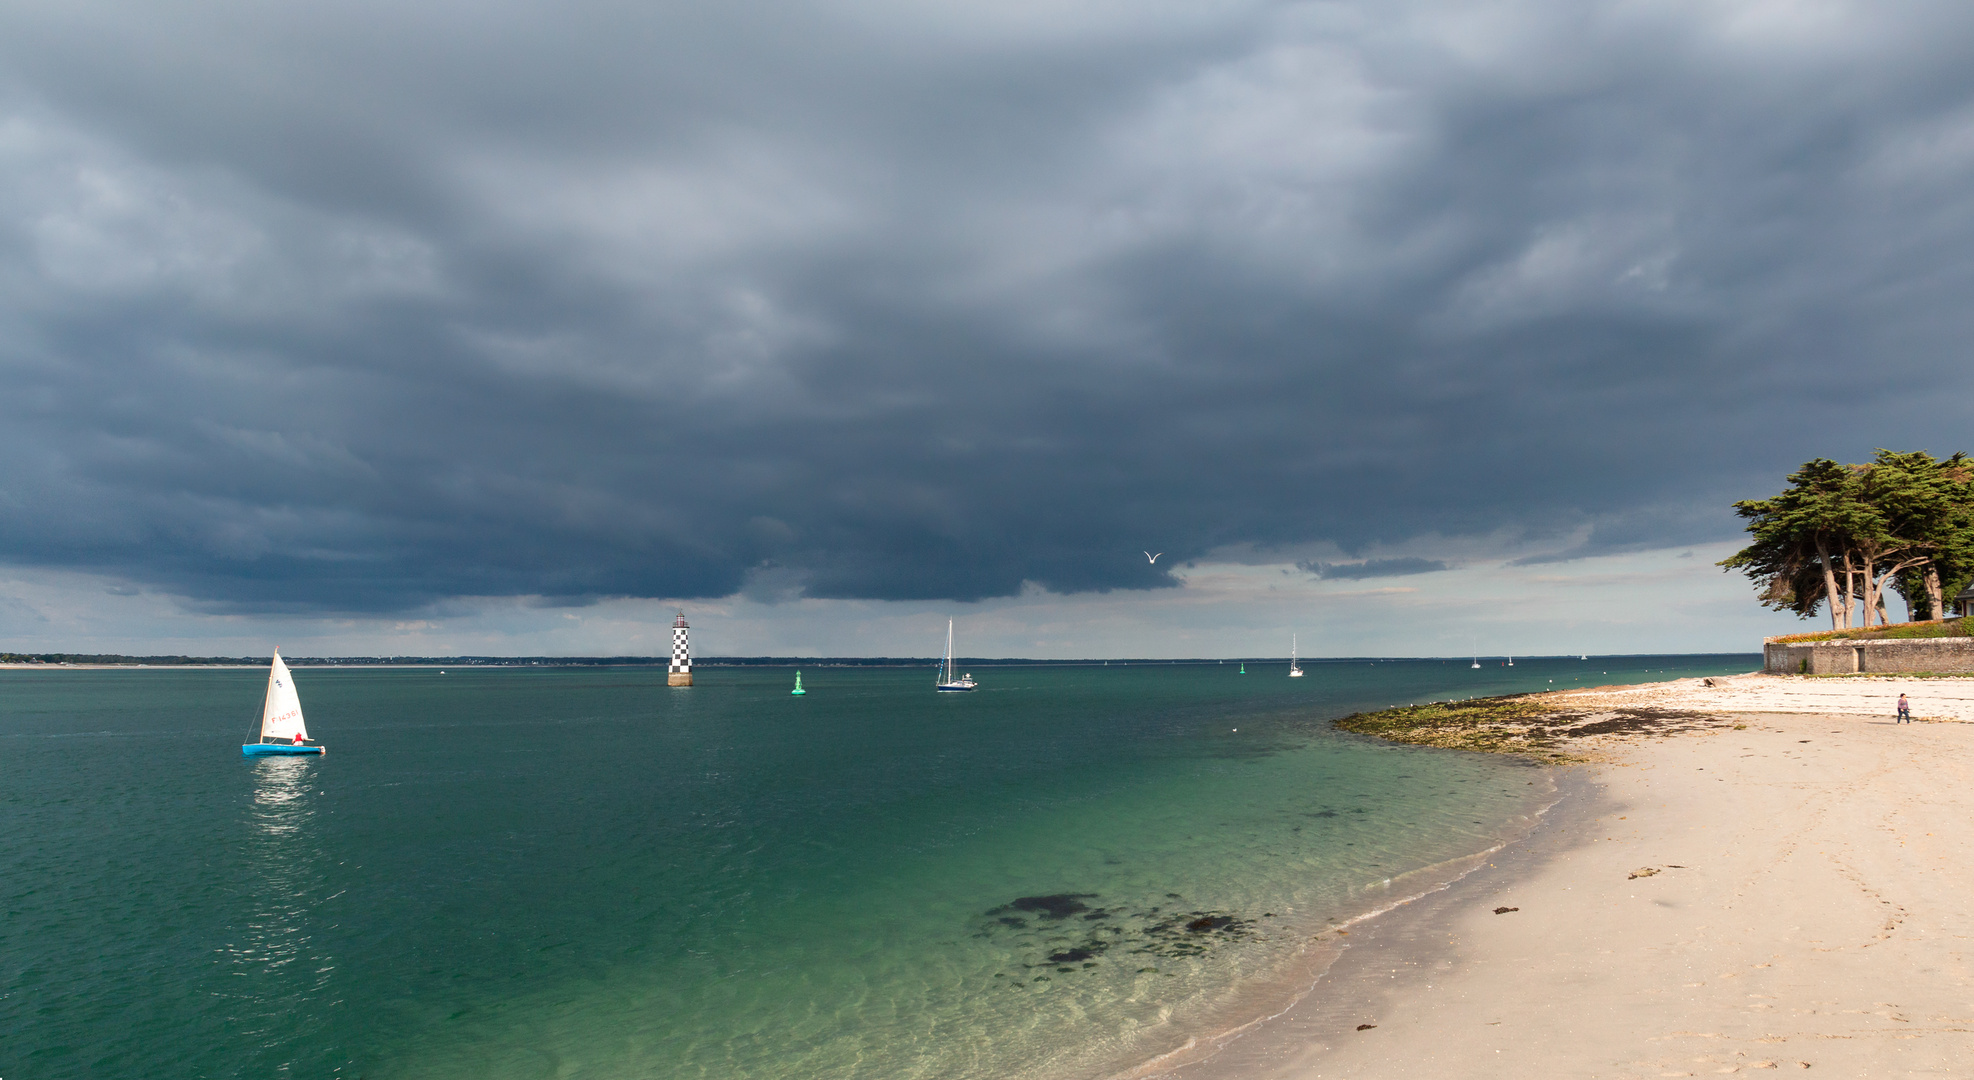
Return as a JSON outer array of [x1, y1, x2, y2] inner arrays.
[[260, 651, 309, 743]]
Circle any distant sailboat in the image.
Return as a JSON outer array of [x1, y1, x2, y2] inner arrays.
[[1471, 655, 1481, 670], [935, 620, 977, 692], [1580, 654, 1588, 661], [1507, 655, 1514, 667], [1288, 634, 1303, 677], [242, 650, 324, 756], [791, 671, 806, 696]]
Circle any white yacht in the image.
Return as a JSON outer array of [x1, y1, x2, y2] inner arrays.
[[935, 620, 977, 692]]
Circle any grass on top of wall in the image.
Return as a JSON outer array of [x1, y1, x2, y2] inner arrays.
[[1769, 617, 1970, 644]]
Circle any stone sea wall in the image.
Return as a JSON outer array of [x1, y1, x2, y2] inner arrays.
[[1764, 636, 1974, 675]]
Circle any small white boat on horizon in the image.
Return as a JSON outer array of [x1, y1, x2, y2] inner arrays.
[[1288, 634, 1303, 677], [935, 620, 977, 692]]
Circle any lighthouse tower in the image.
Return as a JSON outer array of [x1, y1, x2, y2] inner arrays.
[[668, 612, 693, 687]]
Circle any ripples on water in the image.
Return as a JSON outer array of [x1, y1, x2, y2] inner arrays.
[[0, 656, 1755, 1079]]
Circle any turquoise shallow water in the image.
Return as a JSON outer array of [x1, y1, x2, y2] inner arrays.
[[0, 655, 1755, 1079]]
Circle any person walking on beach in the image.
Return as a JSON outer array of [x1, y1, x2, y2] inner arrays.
[[1897, 693, 1912, 723]]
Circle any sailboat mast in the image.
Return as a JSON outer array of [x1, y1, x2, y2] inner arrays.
[[249, 652, 273, 743]]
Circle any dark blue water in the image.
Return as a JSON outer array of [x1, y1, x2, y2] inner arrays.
[[0, 655, 1755, 1079]]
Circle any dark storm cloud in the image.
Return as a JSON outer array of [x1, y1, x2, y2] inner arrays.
[[1300, 558, 1448, 580], [3, 0, 1974, 611]]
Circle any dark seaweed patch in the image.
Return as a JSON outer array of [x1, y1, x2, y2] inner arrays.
[[989, 894, 1098, 920], [1135, 910, 1254, 957], [978, 892, 1258, 974]]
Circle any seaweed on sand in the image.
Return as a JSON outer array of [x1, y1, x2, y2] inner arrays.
[[1334, 694, 1731, 763]]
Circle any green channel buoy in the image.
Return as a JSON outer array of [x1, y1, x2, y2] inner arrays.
[[791, 671, 806, 696]]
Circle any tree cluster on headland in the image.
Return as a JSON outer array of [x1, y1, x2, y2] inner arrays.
[[0, 653, 263, 666], [1721, 450, 1974, 629]]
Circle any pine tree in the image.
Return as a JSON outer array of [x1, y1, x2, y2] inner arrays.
[[1721, 451, 1974, 627]]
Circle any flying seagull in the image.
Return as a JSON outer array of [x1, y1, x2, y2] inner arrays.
[[1145, 552, 1162, 564]]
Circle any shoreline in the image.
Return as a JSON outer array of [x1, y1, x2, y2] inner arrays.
[[1152, 767, 1606, 1079], [1105, 768, 1575, 1080], [1146, 675, 1974, 1077], [1105, 767, 1583, 1080]]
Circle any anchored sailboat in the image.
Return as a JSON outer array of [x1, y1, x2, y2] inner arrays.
[[935, 620, 977, 692], [242, 650, 324, 756], [1288, 634, 1303, 677]]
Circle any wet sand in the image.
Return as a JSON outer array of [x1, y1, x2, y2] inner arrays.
[[1159, 679, 1974, 1078]]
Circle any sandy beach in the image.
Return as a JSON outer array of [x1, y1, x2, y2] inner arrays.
[[1167, 674, 1974, 1078], [1547, 672, 1974, 725]]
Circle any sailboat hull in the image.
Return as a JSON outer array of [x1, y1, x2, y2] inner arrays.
[[243, 743, 325, 756], [934, 683, 976, 692]]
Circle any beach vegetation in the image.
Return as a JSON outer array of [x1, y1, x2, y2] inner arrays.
[[1720, 450, 1974, 629]]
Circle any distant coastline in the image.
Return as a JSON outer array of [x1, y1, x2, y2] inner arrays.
[[5, 655, 1227, 669], [0, 653, 993, 669], [0, 652, 1746, 670]]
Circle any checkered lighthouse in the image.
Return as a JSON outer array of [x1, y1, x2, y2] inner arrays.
[[668, 612, 693, 687]]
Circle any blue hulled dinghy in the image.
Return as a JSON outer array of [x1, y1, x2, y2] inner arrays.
[[242, 649, 325, 756]]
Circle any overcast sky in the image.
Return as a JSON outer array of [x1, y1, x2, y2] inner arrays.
[[3, 0, 1970, 657]]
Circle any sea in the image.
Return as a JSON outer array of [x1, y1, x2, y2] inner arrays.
[[0, 654, 1755, 1079]]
